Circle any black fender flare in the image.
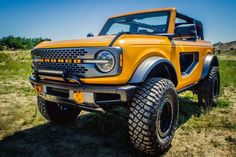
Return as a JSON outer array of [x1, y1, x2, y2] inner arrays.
[[200, 54, 219, 80], [129, 57, 178, 86]]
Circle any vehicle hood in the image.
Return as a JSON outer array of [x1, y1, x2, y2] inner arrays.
[[35, 35, 115, 49], [35, 34, 173, 49]]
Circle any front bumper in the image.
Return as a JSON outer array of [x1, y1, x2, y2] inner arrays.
[[29, 76, 137, 112]]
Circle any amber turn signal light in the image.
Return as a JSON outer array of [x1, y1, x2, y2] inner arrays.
[[73, 91, 84, 104], [119, 54, 123, 67], [34, 84, 42, 94]]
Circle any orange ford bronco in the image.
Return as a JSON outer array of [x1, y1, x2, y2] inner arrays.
[[30, 8, 220, 155]]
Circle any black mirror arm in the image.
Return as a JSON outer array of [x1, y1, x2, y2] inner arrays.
[[87, 33, 94, 37]]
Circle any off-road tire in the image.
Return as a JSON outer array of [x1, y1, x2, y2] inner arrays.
[[128, 78, 179, 155], [197, 67, 220, 108], [37, 96, 81, 124]]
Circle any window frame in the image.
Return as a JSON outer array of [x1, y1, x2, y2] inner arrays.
[[99, 11, 171, 36]]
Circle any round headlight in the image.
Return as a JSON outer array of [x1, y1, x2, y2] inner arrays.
[[96, 51, 115, 73]]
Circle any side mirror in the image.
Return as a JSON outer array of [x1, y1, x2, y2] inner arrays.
[[175, 24, 197, 39], [87, 33, 94, 37]]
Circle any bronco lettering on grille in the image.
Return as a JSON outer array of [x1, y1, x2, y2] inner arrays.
[[34, 58, 81, 64]]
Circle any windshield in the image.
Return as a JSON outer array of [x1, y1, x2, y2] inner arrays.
[[100, 11, 170, 35]]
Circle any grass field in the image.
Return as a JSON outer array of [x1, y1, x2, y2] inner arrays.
[[0, 50, 235, 157]]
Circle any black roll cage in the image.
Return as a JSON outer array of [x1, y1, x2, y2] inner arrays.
[[175, 12, 204, 40], [99, 10, 204, 41]]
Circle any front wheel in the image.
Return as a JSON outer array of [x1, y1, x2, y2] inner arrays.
[[128, 78, 179, 155]]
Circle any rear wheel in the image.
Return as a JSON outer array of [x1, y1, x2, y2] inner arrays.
[[37, 96, 81, 124], [197, 67, 220, 108], [128, 78, 179, 155]]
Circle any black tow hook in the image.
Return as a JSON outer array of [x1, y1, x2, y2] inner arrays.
[[33, 69, 40, 81], [62, 70, 68, 82], [62, 71, 82, 86], [67, 76, 82, 86]]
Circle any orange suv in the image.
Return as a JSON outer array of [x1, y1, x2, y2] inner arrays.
[[30, 8, 220, 155]]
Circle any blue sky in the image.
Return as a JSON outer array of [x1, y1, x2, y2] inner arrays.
[[0, 0, 235, 43]]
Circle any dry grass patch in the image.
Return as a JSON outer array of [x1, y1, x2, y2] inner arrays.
[[0, 51, 235, 157]]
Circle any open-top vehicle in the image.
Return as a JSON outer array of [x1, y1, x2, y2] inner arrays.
[[30, 8, 220, 155]]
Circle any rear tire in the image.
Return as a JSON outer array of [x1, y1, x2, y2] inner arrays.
[[37, 96, 81, 124], [196, 67, 220, 108], [128, 78, 179, 155]]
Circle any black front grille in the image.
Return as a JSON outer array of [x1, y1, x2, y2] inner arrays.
[[32, 48, 90, 75], [35, 62, 88, 74], [33, 48, 88, 59]]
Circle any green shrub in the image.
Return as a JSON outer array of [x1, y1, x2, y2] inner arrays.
[[0, 36, 50, 50]]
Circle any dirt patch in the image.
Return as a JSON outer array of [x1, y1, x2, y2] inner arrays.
[[0, 88, 235, 157], [165, 87, 236, 157]]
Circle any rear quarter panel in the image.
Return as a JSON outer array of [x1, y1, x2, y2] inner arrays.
[[173, 40, 213, 90]]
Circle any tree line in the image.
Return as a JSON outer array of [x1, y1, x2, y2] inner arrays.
[[0, 36, 50, 51]]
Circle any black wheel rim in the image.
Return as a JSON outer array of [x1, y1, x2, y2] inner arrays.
[[158, 97, 173, 138]]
